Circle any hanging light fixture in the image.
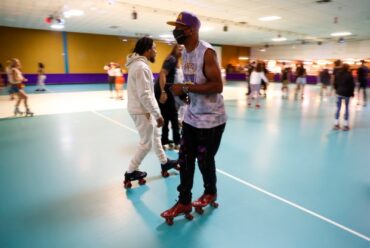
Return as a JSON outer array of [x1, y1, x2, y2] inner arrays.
[[44, 14, 65, 29], [132, 9, 138, 20], [223, 25, 228, 32]]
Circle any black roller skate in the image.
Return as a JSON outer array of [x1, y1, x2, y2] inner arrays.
[[192, 194, 218, 215], [25, 108, 34, 117], [14, 107, 23, 116], [160, 202, 193, 226], [123, 170, 147, 189], [161, 159, 180, 178]]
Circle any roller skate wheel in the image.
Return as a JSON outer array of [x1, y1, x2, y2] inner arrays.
[[185, 213, 194, 220], [165, 218, 174, 225], [123, 181, 132, 189], [138, 178, 146, 185], [161, 171, 169, 178], [210, 202, 219, 208], [174, 165, 180, 171], [195, 207, 204, 215]]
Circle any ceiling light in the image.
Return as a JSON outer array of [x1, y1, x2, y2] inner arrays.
[[238, 56, 249, 60], [258, 16, 281, 21], [45, 14, 65, 29], [259, 48, 266, 52], [272, 37, 287, 42], [51, 23, 64, 29], [331, 32, 352, 37], [63, 9, 84, 18]]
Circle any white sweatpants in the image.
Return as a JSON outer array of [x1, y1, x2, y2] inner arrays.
[[36, 75, 47, 90], [128, 114, 167, 172]]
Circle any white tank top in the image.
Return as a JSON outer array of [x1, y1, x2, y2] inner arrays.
[[8, 68, 23, 84], [182, 40, 227, 128]]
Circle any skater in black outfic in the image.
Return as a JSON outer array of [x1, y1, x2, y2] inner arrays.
[[154, 44, 183, 150], [333, 63, 355, 131], [8, 58, 33, 117], [357, 60, 368, 107], [160, 11, 227, 225], [124, 37, 179, 189]]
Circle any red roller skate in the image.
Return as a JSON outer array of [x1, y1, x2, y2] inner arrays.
[[192, 194, 218, 215], [123, 170, 147, 189], [161, 159, 180, 178], [160, 202, 193, 225]]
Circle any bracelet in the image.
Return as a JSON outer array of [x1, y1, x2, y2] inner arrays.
[[161, 90, 166, 93], [182, 86, 189, 94]]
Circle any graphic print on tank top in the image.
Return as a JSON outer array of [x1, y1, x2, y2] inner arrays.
[[183, 60, 196, 84]]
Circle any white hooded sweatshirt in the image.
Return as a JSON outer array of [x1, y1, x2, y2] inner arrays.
[[126, 53, 161, 119]]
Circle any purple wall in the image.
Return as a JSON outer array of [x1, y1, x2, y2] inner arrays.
[[20, 73, 161, 85], [21, 73, 126, 85], [13, 73, 369, 85], [22, 73, 106, 85]]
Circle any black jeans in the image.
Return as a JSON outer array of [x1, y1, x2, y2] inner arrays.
[[155, 83, 180, 145], [358, 81, 367, 103], [108, 76, 115, 92], [177, 122, 226, 204], [158, 92, 180, 145]]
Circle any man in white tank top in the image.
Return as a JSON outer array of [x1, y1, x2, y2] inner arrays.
[[161, 11, 227, 224]]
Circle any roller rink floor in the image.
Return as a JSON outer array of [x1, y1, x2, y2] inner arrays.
[[0, 82, 369, 248]]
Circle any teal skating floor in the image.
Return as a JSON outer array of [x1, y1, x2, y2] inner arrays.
[[0, 83, 109, 95], [0, 83, 369, 248]]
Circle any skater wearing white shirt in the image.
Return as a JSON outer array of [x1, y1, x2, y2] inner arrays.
[[248, 62, 269, 108]]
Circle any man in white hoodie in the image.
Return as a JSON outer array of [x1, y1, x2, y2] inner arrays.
[[124, 37, 179, 189]]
